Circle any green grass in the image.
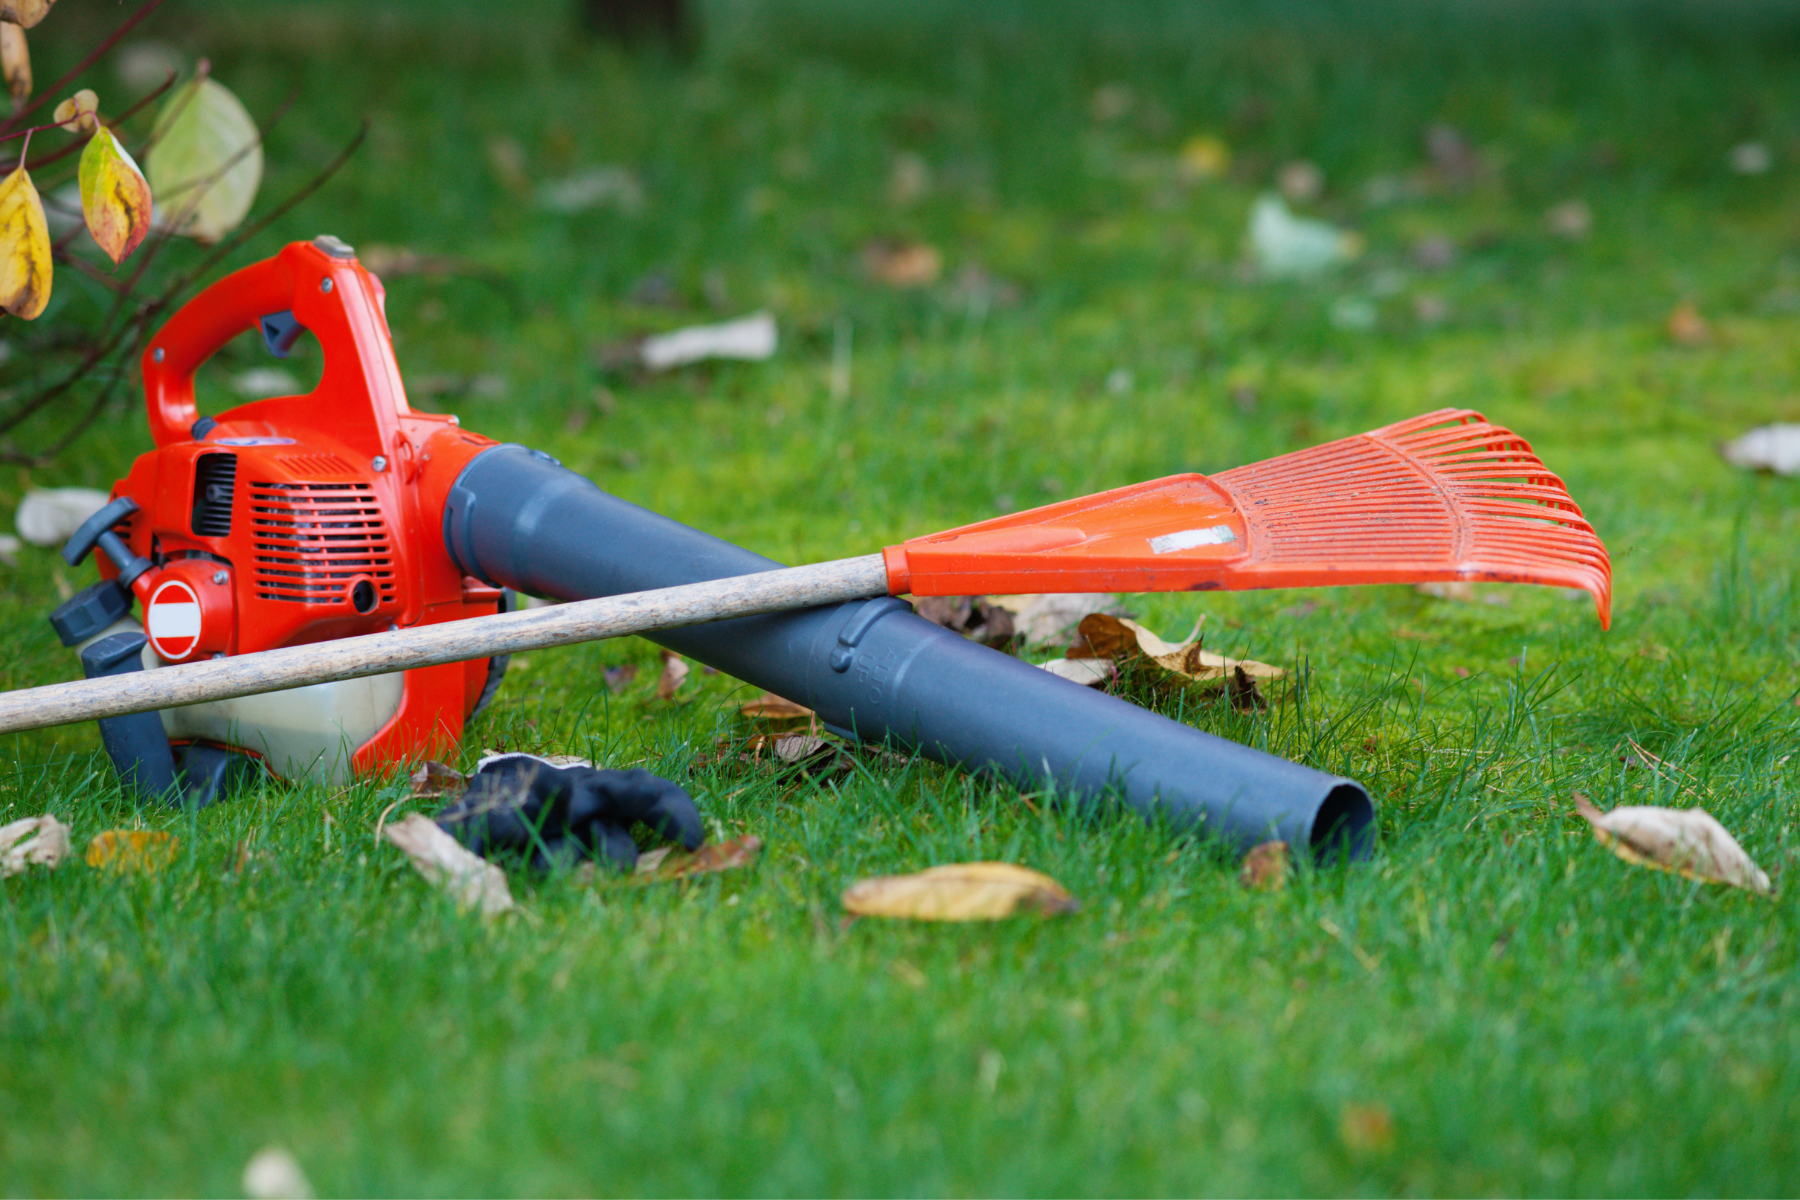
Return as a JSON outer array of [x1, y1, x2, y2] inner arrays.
[[5, 0, 1800, 1193]]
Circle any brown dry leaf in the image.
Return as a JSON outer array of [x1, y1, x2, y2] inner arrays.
[[1339, 1102, 1395, 1154], [0, 165, 51, 319], [842, 862, 1079, 921], [772, 734, 829, 763], [863, 239, 941, 287], [1070, 613, 1284, 684], [85, 829, 178, 873], [2, 22, 29, 113], [382, 812, 514, 918], [0, 0, 54, 29], [1573, 792, 1771, 895], [986, 593, 1124, 647], [1239, 840, 1290, 891], [603, 664, 638, 693], [1666, 301, 1711, 347], [739, 691, 813, 721], [656, 649, 690, 701], [633, 835, 763, 883], [51, 86, 96, 134], [409, 760, 466, 798], [914, 595, 1015, 648], [0, 813, 69, 877]]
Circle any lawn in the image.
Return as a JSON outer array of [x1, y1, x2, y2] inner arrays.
[[3, 0, 1799, 1193]]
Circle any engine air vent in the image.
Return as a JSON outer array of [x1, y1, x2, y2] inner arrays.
[[191, 453, 237, 538], [249, 480, 396, 605]]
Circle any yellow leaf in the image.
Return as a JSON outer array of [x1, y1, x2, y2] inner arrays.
[[0, 0, 53, 31], [85, 828, 179, 872], [1, 22, 29, 113], [79, 126, 152, 264], [51, 85, 95, 134], [841, 862, 1079, 921], [148, 76, 262, 243], [0, 166, 52, 319], [1177, 134, 1230, 180]]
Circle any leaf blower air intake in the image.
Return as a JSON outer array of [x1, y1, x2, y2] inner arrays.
[[45, 237, 1613, 860]]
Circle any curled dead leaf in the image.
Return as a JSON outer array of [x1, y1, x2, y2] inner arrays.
[[0, 0, 54, 30], [914, 594, 1016, 647], [51, 86, 96, 134], [842, 862, 1079, 921], [1071, 613, 1283, 683], [656, 649, 690, 701], [382, 812, 514, 917], [1667, 301, 1711, 347], [0, 813, 69, 877], [739, 691, 812, 721], [633, 835, 762, 882], [0, 165, 52, 319], [408, 759, 466, 798], [1339, 1102, 1395, 1154], [85, 828, 178, 873], [1038, 657, 1114, 687], [986, 593, 1124, 647], [1238, 840, 1289, 890], [1573, 792, 1771, 895], [2, 22, 30, 113]]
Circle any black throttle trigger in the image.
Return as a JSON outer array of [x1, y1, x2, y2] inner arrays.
[[260, 310, 305, 358]]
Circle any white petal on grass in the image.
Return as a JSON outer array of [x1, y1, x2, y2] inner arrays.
[[242, 1145, 313, 1200], [0, 813, 70, 877], [639, 311, 777, 370], [15, 486, 109, 546], [382, 812, 514, 917]]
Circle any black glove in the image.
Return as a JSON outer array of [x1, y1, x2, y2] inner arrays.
[[436, 753, 704, 872]]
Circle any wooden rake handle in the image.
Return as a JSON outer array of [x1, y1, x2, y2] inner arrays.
[[0, 556, 890, 737]]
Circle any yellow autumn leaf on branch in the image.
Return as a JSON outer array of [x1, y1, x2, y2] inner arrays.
[[1, 22, 30, 113], [0, 0, 55, 31], [0, 166, 52, 319], [148, 75, 261, 243], [51, 85, 96, 134], [79, 126, 152, 264]]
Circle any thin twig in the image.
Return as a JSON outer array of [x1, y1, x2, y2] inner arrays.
[[22, 72, 179, 174]]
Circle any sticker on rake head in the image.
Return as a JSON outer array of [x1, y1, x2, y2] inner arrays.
[[1149, 525, 1238, 554], [146, 580, 202, 661]]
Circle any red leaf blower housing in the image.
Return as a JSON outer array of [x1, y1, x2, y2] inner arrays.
[[45, 236, 1607, 860]]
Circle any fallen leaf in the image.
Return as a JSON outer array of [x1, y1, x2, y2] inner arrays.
[[1414, 580, 1475, 602], [0, 531, 19, 565], [85, 829, 178, 872], [537, 164, 644, 214], [1037, 657, 1114, 687], [1277, 159, 1324, 203], [1176, 133, 1230, 180], [739, 691, 812, 721], [148, 76, 263, 243], [772, 733, 829, 763], [242, 1145, 312, 1200], [913, 595, 1015, 648], [382, 812, 514, 917], [888, 150, 931, 206], [863, 238, 941, 287], [77, 127, 152, 265], [603, 664, 638, 693], [2, 22, 29, 113], [1227, 664, 1269, 712], [1239, 840, 1289, 891], [841, 862, 1079, 921], [656, 649, 690, 701], [639, 311, 776, 370], [409, 760, 466, 798], [1666, 301, 1711, 347], [0, 813, 69, 877], [1545, 199, 1591, 239], [1070, 613, 1284, 684], [51, 86, 96, 134], [1339, 1102, 1395, 1154], [0, 0, 53, 30], [1250, 194, 1359, 277], [1728, 141, 1772, 176], [1091, 83, 1134, 122], [1720, 424, 1800, 476], [1573, 792, 1771, 895], [633, 835, 762, 882], [985, 593, 1123, 647], [0, 165, 52, 318]]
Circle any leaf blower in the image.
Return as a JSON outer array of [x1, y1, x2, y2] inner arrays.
[[41, 236, 1612, 858]]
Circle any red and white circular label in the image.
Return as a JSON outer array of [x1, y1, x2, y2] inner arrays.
[[146, 579, 202, 661]]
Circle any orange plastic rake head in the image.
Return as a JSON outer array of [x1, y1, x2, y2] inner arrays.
[[882, 409, 1613, 628]]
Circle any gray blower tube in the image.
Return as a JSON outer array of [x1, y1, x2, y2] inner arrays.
[[444, 445, 1375, 861]]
